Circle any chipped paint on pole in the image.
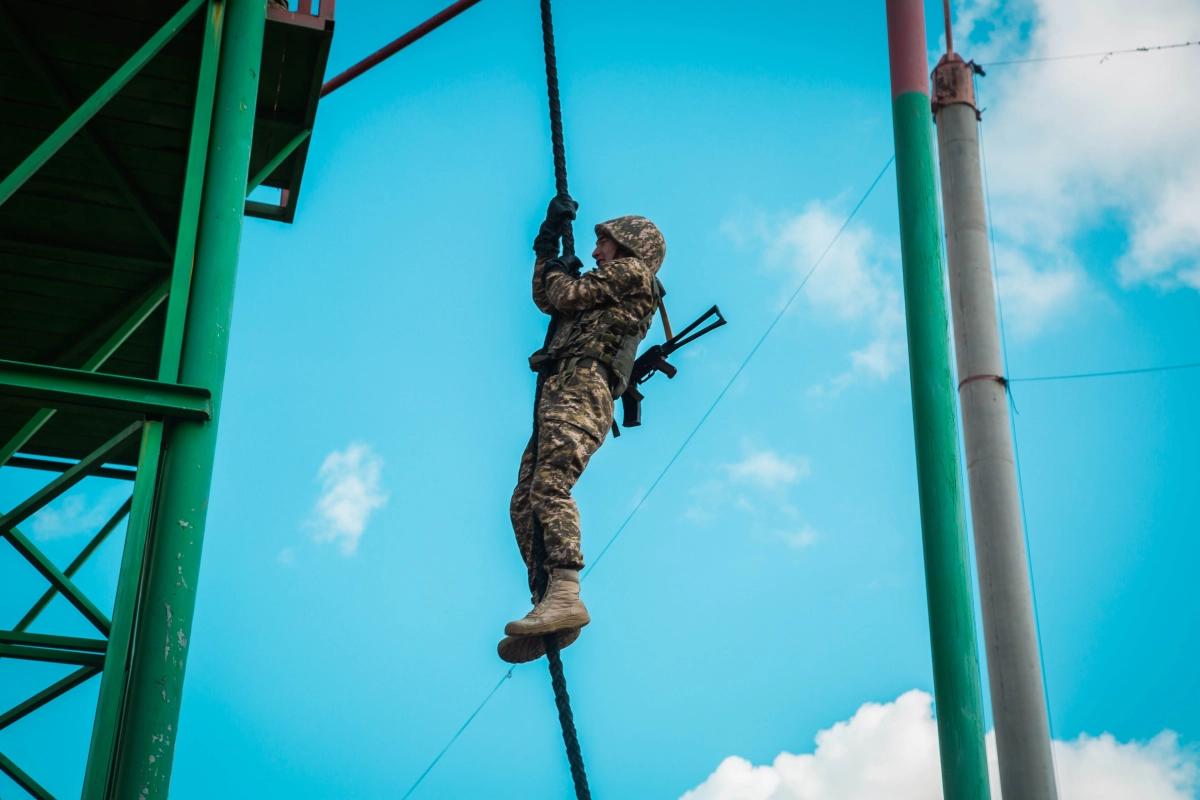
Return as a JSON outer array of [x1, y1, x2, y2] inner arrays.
[[107, 0, 267, 796]]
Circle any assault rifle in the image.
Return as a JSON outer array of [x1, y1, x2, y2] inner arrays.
[[618, 305, 727, 430]]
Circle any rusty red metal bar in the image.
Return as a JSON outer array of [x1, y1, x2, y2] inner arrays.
[[320, 0, 484, 97], [942, 0, 953, 54]]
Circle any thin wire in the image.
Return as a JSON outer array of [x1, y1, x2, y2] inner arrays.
[[401, 670, 513, 799], [1009, 361, 1200, 383], [397, 156, 896, 796], [977, 87, 1064, 791], [584, 155, 896, 579], [984, 39, 1199, 67]]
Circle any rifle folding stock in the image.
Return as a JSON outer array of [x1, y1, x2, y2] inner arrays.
[[619, 305, 726, 428]]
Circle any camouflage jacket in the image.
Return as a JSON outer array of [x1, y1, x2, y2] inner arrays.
[[531, 216, 667, 398]]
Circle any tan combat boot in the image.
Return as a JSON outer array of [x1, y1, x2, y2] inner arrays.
[[497, 627, 581, 664], [504, 569, 590, 637]]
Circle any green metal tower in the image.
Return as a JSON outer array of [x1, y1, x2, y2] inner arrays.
[[0, 1, 332, 797]]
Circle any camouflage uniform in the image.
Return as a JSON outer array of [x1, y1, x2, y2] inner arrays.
[[509, 216, 666, 592]]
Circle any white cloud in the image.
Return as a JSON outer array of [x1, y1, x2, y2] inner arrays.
[[687, 448, 818, 548], [681, 690, 1198, 800], [775, 204, 905, 394], [774, 525, 820, 550], [30, 486, 130, 541], [993, 245, 1082, 339], [1045, 730, 1199, 800], [954, 0, 1200, 296], [725, 450, 811, 489], [725, 202, 905, 395], [309, 442, 388, 556]]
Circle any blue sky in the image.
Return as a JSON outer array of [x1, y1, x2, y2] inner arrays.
[[2, 0, 1198, 798]]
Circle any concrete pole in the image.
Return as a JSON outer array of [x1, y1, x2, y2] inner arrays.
[[886, 3, 992, 798], [933, 55, 1060, 800]]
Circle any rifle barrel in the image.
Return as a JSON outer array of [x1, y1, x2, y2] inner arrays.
[[664, 305, 726, 353]]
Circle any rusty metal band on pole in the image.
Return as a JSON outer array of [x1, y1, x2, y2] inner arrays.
[[320, 0, 484, 97]]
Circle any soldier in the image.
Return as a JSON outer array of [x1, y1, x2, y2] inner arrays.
[[499, 197, 666, 664]]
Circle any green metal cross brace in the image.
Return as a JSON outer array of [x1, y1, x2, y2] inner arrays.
[[0, 0, 175, 257], [52, 277, 171, 369], [0, 666, 100, 731], [0, 749, 55, 800], [0, 421, 145, 636], [1, 525, 113, 638], [0, 279, 169, 468], [14, 497, 133, 633], [0, 0, 207, 208], [246, 129, 312, 195]]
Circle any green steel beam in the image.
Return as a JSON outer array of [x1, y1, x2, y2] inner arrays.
[[4, 457, 137, 482], [0, 643, 106, 668], [0, 0, 206, 208], [68, 280, 173, 373], [0, 420, 142, 537], [14, 498, 133, 633], [159, 0, 226, 382], [0, 360, 211, 420], [110, 1, 268, 794], [0, 749, 56, 800], [82, 422, 163, 799], [246, 128, 311, 195], [0, 666, 100, 732], [0, 279, 170, 469], [0, 0, 174, 257], [0, 631, 107, 652]]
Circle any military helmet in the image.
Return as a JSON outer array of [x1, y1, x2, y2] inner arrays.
[[594, 216, 666, 273]]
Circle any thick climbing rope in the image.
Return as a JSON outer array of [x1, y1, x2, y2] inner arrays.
[[528, 1, 591, 798]]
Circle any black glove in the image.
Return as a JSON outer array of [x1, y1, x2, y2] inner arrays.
[[545, 193, 577, 226], [542, 254, 583, 282], [532, 194, 578, 258]]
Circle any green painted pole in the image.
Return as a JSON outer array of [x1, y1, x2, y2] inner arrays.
[[106, 0, 267, 796], [886, 2, 991, 798]]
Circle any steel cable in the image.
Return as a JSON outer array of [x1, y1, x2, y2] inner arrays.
[[400, 156, 895, 798]]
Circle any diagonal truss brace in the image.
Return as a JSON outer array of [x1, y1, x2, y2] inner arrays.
[[15, 498, 133, 632], [0, 749, 55, 800], [246, 128, 311, 196], [0, 278, 169, 468], [0, 666, 100, 732], [0, 421, 144, 636], [0, 0, 207, 208], [0, 1, 175, 257]]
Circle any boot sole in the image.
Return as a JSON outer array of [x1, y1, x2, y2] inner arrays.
[[497, 628, 581, 664], [504, 612, 590, 637]]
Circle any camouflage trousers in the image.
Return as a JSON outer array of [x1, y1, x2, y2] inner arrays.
[[510, 360, 613, 593]]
